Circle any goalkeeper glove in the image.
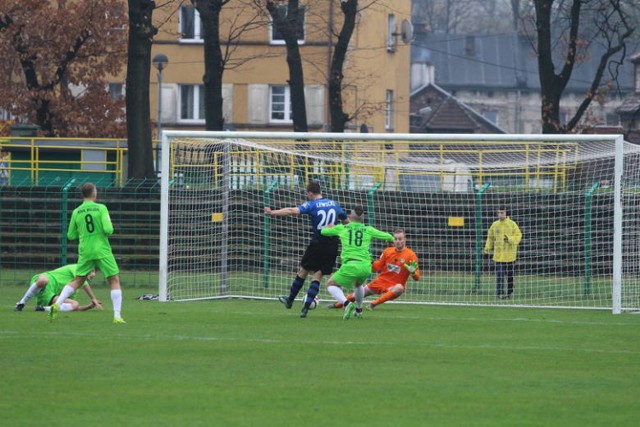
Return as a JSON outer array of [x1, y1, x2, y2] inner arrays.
[[404, 261, 419, 275]]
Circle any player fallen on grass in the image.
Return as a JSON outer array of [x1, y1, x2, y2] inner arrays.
[[265, 181, 347, 318], [50, 182, 125, 324], [321, 206, 395, 320], [328, 228, 420, 311], [14, 264, 102, 313]]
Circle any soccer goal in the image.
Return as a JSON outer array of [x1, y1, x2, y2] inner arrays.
[[159, 131, 640, 313]]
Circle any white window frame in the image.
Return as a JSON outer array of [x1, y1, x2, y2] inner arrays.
[[180, 5, 202, 42], [269, 5, 306, 45], [385, 90, 394, 131], [269, 85, 293, 123], [179, 84, 206, 123], [387, 14, 397, 52]]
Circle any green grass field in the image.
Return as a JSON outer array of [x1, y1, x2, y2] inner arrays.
[[2, 284, 639, 427]]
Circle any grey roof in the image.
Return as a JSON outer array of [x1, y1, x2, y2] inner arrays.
[[412, 32, 639, 92], [411, 83, 507, 133]]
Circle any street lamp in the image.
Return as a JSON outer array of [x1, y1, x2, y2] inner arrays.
[[152, 53, 169, 175]]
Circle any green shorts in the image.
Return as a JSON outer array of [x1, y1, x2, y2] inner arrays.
[[77, 253, 120, 278], [331, 260, 371, 290], [33, 274, 78, 306]]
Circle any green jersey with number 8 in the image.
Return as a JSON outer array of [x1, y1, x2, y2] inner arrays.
[[67, 200, 114, 260]]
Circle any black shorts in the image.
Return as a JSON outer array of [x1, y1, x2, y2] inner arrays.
[[300, 238, 339, 276]]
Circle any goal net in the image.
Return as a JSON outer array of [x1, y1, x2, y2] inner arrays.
[[159, 131, 640, 313]]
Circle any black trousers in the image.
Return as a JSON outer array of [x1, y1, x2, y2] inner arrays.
[[495, 262, 515, 296]]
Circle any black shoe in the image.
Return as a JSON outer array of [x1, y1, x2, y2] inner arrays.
[[278, 296, 292, 309], [498, 294, 508, 299], [35, 305, 45, 311], [14, 303, 24, 312], [300, 306, 309, 318]]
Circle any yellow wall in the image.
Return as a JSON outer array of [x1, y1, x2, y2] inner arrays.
[[149, 0, 411, 133]]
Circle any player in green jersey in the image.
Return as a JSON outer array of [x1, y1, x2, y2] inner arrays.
[[50, 183, 125, 324], [15, 264, 101, 313], [320, 206, 395, 320]]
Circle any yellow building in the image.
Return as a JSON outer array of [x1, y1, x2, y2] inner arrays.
[[147, 1, 411, 133]]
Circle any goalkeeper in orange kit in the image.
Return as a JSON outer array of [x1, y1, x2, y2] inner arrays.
[[328, 228, 420, 310]]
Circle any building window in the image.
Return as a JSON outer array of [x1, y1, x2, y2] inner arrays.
[[385, 90, 394, 130], [387, 14, 396, 52], [270, 5, 305, 45], [180, 84, 205, 121], [108, 83, 124, 101], [0, 108, 12, 120], [270, 85, 292, 122], [180, 5, 201, 41], [482, 110, 498, 125]]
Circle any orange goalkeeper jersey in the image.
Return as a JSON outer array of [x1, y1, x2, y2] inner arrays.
[[371, 246, 420, 287]]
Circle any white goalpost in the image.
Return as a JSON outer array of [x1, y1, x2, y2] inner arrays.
[[159, 131, 640, 313]]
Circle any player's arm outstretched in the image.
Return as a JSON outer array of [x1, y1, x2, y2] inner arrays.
[[372, 250, 388, 273], [404, 258, 420, 281], [264, 206, 300, 216], [367, 226, 395, 243]]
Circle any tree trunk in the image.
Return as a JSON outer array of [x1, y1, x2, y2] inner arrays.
[[126, 0, 157, 180], [268, 0, 307, 132], [329, 0, 357, 133], [197, 0, 226, 131]]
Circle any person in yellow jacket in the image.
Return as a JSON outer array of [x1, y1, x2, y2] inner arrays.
[[484, 206, 522, 299]]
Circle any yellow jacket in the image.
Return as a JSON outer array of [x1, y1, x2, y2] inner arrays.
[[484, 217, 522, 262]]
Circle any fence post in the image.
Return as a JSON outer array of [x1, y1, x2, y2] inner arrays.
[[263, 181, 279, 288], [474, 183, 491, 290], [60, 178, 76, 264], [367, 182, 382, 226], [584, 182, 600, 295]]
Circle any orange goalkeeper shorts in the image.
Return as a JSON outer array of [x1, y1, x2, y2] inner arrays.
[[367, 279, 405, 295]]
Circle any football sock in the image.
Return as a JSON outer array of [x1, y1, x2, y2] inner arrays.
[[18, 283, 41, 304], [111, 289, 122, 318], [354, 286, 364, 309], [328, 285, 347, 304], [304, 280, 320, 307], [372, 290, 400, 306], [59, 303, 74, 312], [333, 293, 355, 309], [289, 276, 305, 301], [56, 285, 75, 306]]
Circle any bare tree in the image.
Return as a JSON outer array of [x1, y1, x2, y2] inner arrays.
[[531, 0, 635, 133], [193, 0, 269, 130], [266, 0, 308, 132], [328, 0, 358, 132], [413, 0, 510, 34], [193, 0, 228, 130]]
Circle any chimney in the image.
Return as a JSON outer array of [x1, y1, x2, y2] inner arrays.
[[411, 62, 435, 91]]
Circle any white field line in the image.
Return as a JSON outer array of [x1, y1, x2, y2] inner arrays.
[[1, 329, 638, 355]]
